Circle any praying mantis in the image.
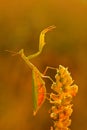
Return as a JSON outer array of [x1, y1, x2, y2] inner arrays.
[[8, 25, 56, 115], [6, 25, 78, 130]]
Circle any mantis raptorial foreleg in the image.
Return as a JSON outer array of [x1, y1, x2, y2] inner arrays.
[[27, 25, 56, 60]]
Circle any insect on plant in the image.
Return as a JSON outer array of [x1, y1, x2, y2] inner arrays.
[[7, 25, 78, 130]]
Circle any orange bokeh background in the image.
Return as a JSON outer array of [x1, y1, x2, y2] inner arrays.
[[0, 0, 87, 130]]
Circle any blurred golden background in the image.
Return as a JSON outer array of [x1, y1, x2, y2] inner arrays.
[[0, 0, 87, 130]]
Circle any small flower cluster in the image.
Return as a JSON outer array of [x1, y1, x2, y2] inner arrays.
[[49, 65, 78, 130]]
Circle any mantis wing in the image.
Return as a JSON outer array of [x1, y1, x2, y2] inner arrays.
[[32, 69, 46, 116]]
